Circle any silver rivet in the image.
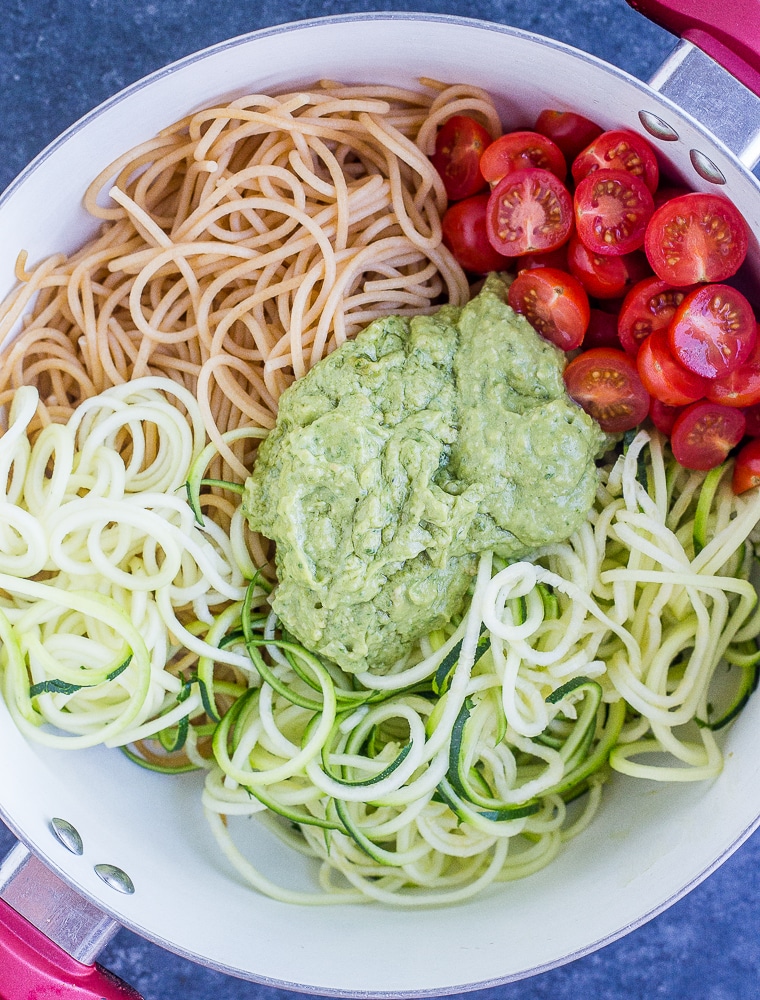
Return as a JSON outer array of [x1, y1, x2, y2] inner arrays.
[[50, 818, 84, 856], [638, 111, 679, 141], [689, 149, 727, 184], [94, 864, 135, 895]]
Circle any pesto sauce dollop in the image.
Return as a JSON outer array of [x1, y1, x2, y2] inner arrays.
[[244, 275, 605, 673]]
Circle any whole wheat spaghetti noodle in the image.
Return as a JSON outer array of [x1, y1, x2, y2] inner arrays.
[[0, 80, 497, 480]]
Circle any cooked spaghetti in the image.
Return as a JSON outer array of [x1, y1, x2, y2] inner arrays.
[[0, 80, 501, 480]]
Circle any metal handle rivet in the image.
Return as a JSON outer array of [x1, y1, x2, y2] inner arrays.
[[638, 111, 679, 141], [50, 818, 84, 856], [689, 149, 727, 184], [94, 863, 135, 895]]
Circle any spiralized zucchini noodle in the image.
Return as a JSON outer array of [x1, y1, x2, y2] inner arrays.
[[2, 381, 758, 903]]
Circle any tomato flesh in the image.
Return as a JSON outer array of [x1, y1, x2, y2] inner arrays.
[[571, 129, 660, 192], [636, 329, 707, 407], [617, 276, 693, 356], [563, 347, 650, 433], [668, 284, 756, 379], [705, 332, 760, 408], [486, 168, 573, 257], [441, 193, 512, 273], [644, 192, 749, 286], [479, 131, 567, 184], [574, 169, 654, 256], [507, 266, 590, 351], [534, 109, 603, 163], [733, 438, 760, 493], [430, 115, 492, 201], [670, 401, 746, 471]]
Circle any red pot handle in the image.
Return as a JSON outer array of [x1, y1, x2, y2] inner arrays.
[[626, 0, 760, 96], [0, 898, 143, 1000]]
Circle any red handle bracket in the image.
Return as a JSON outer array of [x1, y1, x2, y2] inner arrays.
[[0, 898, 143, 1000], [626, 0, 760, 96]]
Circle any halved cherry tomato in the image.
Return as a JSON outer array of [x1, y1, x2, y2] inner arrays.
[[507, 266, 590, 351], [429, 115, 492, 201], [566, 236, 650, 299], [617, 277, 694, 356], [583, 308, 621, 349], [733, 438, 760, 493], [534, 109, 603, 164], [636, 329, 708, 406], [649, 398, 685, 436], [668, 284, 757, 379], [486, 168, 573, 257], [563, 347, 650, 433], [670, 401, 746, 471], [742, 402, 760, 436], [571, 129, 660, 192], [644, 192, 749, 286], [706, 331, 760, 408], [479, 131, 567, 185], [441, 193, 512, 273], [653, 184, 691, 209], [574, 169, 654, 256]]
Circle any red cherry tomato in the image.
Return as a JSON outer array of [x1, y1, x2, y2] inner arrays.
[[515, 245, 569, 272], [441, 193, 512, 273], [563, 347, 650, 433], [636, 329, 708, 406], [566, 236, 650, 299], [733, 438, 760, 493], [644, 192, 749, 286], [649, 398, 685, 436], [571, 129, 660, 192], [668, 284, 757, 379], [705, 332, 760, 408], [574, 169, 654, 256], [617, 277, 694, 357], [653, 184, 691, 209], [429, 115, 492, 201], [583, 308, 622, 349], [507, 266, 590, 351], [670, 401, 746, 471], [742, 403, 760, 436], [534, 109, 603, 164], [486, 168, 573, 257], [479, 131, 567, 185]]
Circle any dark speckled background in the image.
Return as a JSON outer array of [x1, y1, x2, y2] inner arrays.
[[2, 2, 760, 998]]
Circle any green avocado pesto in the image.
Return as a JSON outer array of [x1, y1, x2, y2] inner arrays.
[[244, 274, 605, 673]]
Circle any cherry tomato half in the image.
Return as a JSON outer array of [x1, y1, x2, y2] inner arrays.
[[441, 193, 512, 273], [574, 169, 654, 256], [636, 328, 708, 406], [563, 347, 650, 433], [617, 277, 694, 356], [534, 109, 603, 164], [668, 284, 757, 379], [733, 438, 760, 493], [571, 129, 660, 192], [705, 332, 760, 408], [670, 401, 746, 471], [644, 192, 750, 286], [507, 266, 590, 351], [486, 168, 573, 257], [566, 236, 650, 299], [430, 115, 492, 201], [479, 131, 567, 185], [515, 245, 569, 272]]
